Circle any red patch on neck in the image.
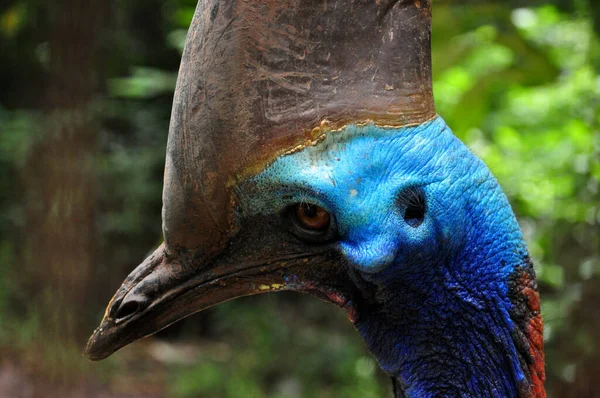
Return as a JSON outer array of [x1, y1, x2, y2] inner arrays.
[[519, 271, 546, 398]]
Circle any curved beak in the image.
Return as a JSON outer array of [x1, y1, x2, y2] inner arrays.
[[84, 242, 353, 361]]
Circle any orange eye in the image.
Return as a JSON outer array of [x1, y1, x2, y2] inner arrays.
[[295, 203, 330, 230]]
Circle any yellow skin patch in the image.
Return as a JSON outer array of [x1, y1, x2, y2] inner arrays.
[[258, 284, 285, 291]]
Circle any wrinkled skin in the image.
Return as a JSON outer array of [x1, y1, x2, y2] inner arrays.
[[86, 117, 544, 397]]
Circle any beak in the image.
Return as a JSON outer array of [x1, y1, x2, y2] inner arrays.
[[84, 243, 353, 361]]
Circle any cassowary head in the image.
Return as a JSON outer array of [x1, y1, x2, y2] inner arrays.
[[85, 1, 545, 396]]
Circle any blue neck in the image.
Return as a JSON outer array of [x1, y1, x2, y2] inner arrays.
[[353, 242, 531, 397]]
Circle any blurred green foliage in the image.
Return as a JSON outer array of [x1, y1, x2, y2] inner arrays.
[[0, 0, 599, 397]]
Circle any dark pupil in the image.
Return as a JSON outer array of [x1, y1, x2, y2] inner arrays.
[[302, 204, 318, 217]]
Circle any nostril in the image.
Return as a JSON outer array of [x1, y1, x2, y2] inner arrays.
[[115, 300, 141, 320], [397, 186, 426, 228]]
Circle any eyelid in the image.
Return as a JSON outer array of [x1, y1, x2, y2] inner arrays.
[[275, 186, 333, 214]]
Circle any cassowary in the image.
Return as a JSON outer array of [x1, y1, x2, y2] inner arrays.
[[85, 1, 546, 396]]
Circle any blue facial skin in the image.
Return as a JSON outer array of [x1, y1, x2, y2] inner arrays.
[[238, 117, 530, 397]]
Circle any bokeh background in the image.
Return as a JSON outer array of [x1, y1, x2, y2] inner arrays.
[[1, 0, 599, 397]]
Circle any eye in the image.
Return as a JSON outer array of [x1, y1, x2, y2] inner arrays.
[[397, 186, 426, 228], [285, 203, 335, 242], [295, 203, 330, 230]]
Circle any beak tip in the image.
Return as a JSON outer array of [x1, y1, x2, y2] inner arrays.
[[83, 340, 112, 361], [83, 334, 101, 361], [83, 321, 119, 361]]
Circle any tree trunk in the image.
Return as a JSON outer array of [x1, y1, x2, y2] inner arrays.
[[21, 0, 108, 383]]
